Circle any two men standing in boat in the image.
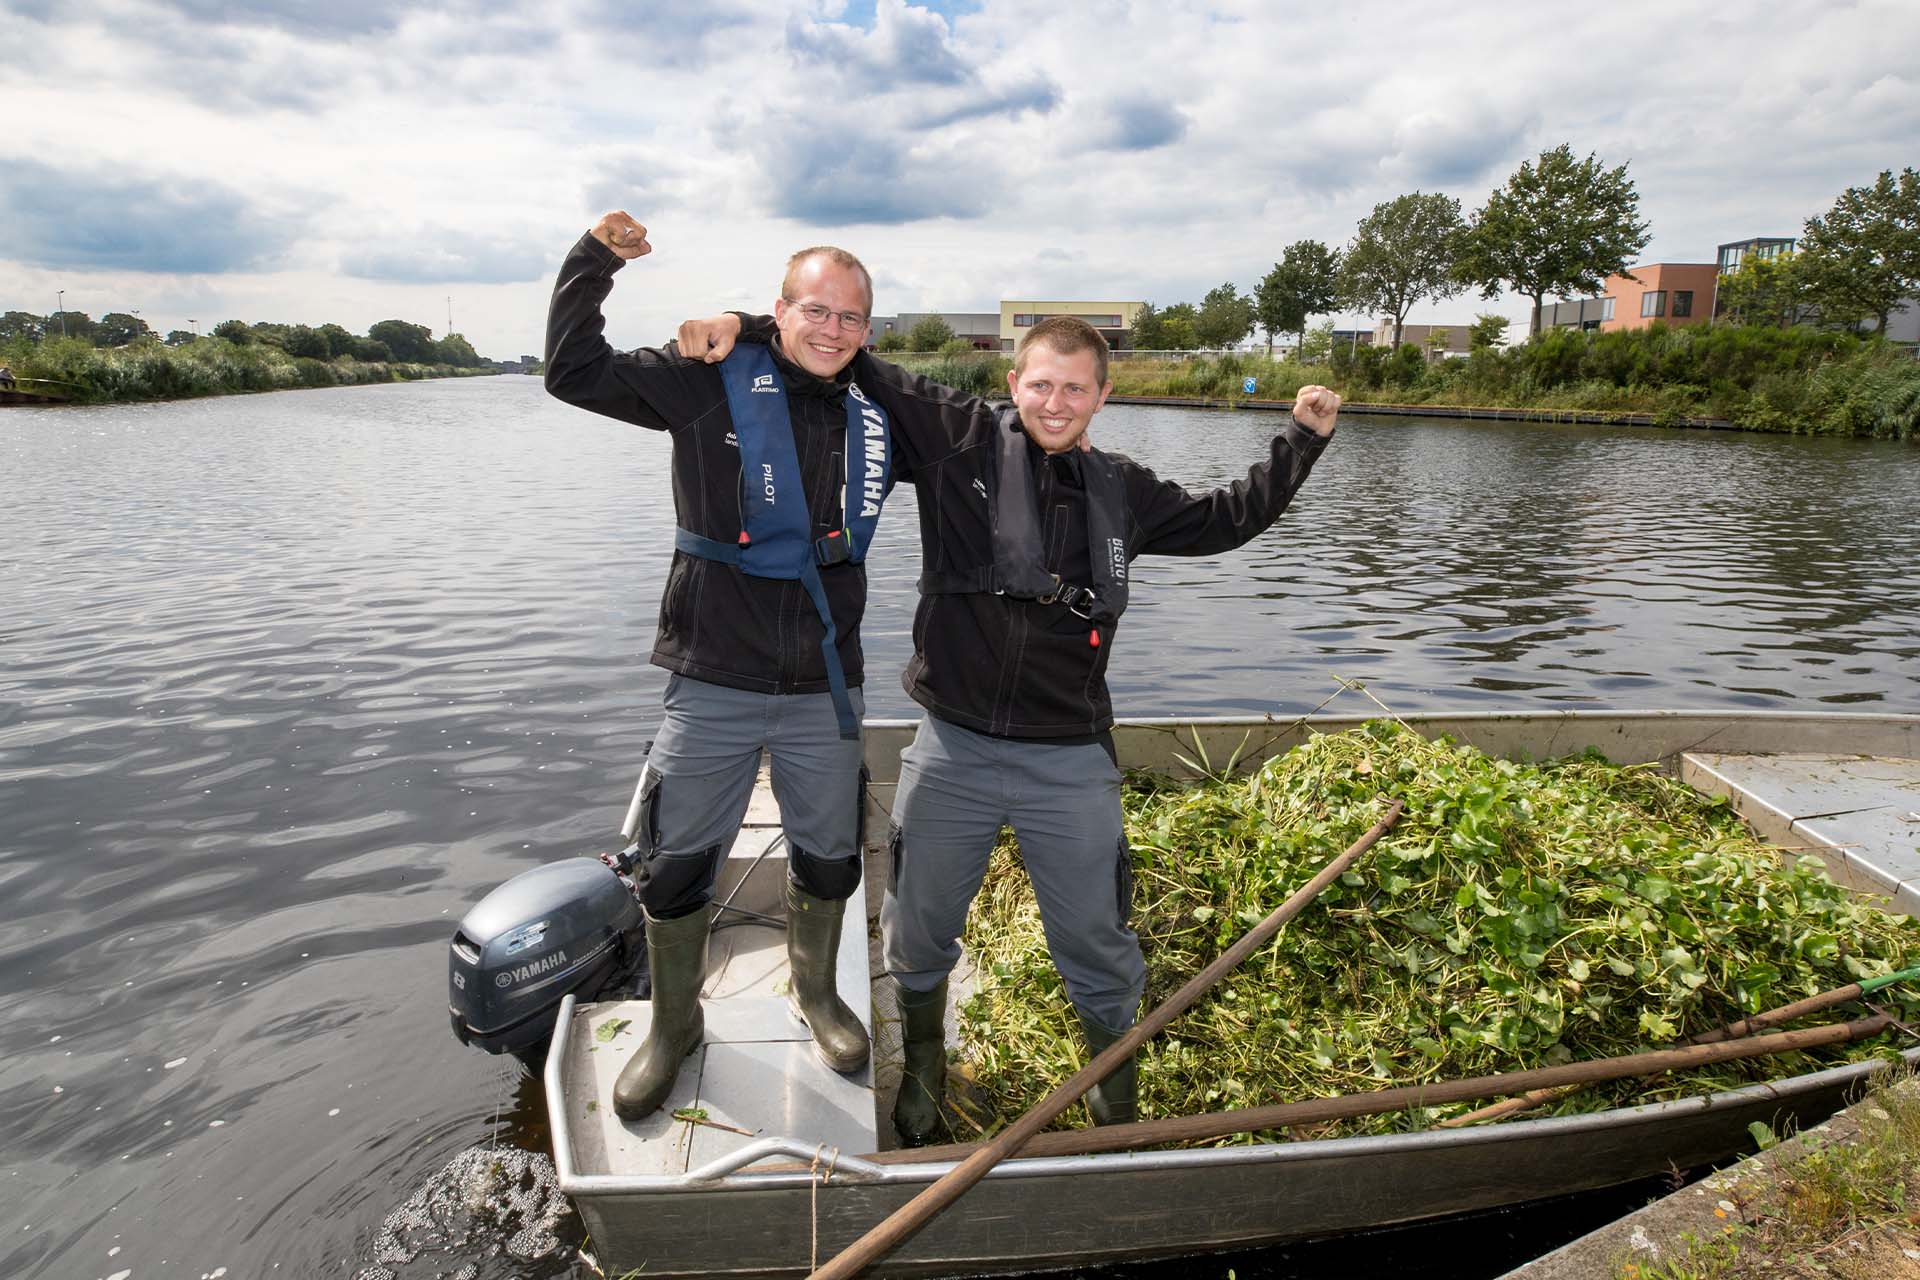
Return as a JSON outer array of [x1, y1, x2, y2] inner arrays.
[[545, 210, 1339, 1138]]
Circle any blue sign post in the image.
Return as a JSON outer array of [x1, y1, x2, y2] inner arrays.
[[1242, 376, 1258, 395]]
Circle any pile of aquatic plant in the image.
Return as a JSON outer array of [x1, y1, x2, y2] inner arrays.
[[953, 720, 1918, 1140]]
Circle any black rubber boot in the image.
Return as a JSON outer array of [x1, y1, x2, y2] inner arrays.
[[1076, 1010, 1138, 1127], [612, 905, 711, 1120], [785, 881, 870, 1072], [891, 977, 948, 1147]]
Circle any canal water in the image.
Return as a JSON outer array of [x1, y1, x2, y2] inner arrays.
[[2, 377, 1916, 1279]]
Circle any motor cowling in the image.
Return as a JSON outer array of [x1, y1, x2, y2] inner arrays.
[[449, 857, 645, 1059]]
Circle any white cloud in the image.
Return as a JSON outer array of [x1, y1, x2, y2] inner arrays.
[[3, 0, 1917, 354]]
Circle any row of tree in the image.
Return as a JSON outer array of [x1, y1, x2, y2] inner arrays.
[[0, 311, 485, 367], [1133, 151, 1920, 354]]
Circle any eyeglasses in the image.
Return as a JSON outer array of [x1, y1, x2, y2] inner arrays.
[[783, 299, 869, 332]]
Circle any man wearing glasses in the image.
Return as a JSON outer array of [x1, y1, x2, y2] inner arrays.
[[544, 210, 923, 1120]]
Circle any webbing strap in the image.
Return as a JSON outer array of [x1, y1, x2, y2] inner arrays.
[[674, 528, 742, 564], [675, 527, 859, 740], [798, 560, 859, 740]]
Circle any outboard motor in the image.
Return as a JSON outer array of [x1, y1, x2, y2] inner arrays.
[[449, 856, 647, 1063]]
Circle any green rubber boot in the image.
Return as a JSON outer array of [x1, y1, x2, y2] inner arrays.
[[785, 882, 870, 1072], [611, 905, 711, 1120], [891, 977, 948, 1147], [1077, 1010, 1138, 1127]]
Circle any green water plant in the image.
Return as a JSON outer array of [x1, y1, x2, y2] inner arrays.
[[953, 721, 1917, 1140]]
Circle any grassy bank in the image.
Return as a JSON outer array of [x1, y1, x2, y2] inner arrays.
[[1615, 1072, 1920, 1278], [1, 335, 493, 405], [887, 325, 1920, 440]]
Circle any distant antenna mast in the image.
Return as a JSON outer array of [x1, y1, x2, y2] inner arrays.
[[446, 296, 454, 336]]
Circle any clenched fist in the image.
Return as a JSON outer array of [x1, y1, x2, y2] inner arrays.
[[1292, 384, 1340, 436], [591, 211, 651, 261]]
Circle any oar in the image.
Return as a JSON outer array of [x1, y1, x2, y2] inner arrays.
[[836, 1011, 1893, 1164], [1438, 962, 1920, 1128], [807, 796, 1405, 1280]]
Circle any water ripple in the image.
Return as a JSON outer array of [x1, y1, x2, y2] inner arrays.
[[1, 381, 1917, 1278]]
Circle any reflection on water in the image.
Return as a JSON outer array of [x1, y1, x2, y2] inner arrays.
[[0, 378, 1915, 1278]]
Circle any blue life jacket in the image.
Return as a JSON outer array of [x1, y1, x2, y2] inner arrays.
[[674, 345, 892, 739]]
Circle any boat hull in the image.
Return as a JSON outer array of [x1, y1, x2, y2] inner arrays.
[[555, 710, 1920, 1278]]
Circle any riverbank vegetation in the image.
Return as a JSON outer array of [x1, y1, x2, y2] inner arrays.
[[1614, 1072, 1920, 1279], [947, 721, 1917, 1140], [0, 310, 491, 404], [888, 323, 1920, 439]]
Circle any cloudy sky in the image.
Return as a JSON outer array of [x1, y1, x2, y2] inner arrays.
[[5, 0, 1916, 359]]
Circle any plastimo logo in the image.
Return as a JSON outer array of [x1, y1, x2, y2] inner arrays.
[[495, 949, 568, 988]]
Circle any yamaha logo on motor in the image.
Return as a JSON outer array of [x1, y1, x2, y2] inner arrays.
[[495, 949, 569, 988]]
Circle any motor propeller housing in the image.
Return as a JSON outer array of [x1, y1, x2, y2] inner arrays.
[[448, 857, 646, 1061]]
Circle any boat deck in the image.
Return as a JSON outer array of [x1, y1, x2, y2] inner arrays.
[[1681, 751, 1920, 914], [559, 767, 881, 1179]]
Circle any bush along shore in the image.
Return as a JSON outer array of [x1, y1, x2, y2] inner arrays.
[[888, 324, 1920, 441], [1, 335, 494, 405]]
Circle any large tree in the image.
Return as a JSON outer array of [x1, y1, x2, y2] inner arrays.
[[1159, 302, 1201, 350], [1459, 143, 1651, 339], [1256, 240, 1342, 354], [1794, 167, 1920, 334], [1194, 282, 1256, 348], [1337, 192, 1466, 349], [1128, 302, 1165, 350], [0, 311, 44, 342], [1715, 251, 1813, 329], [905, 315, 954, 351], [49, 310, 98, 343], [316, 323, 356, 359], [95, 312, 154, 346], [284, 324, 330, 359], [368, 319, 436, 364]]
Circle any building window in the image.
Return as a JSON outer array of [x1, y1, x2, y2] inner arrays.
[[1641, 290, 1667, 318], [1672, 291, 1693, 318], [1079, 315, 1123, 328], [1602, 297, 1616, 321], [1013, 313, 1035, 327], [1720, 247, 1743, 272]]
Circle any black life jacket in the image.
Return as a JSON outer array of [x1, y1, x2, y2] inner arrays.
[[673, 346, 892, 739], [920, 405, 1129, 627]]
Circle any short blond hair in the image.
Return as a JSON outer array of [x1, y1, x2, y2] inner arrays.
[[782, 246, 874, 316], [1013, 316, 1111, 385]]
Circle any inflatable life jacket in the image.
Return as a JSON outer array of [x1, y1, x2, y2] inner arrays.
[[673, 345, 891, 739], [919, 406, 1129, 639]]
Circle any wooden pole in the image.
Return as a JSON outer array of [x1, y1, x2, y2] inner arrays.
[[807, 797, 1405, 1280], [830, 1013, 1891, 1168], [1439, 963, 1920, 1128]]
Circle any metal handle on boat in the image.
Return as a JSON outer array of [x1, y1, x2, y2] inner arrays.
[[686, 1138, 885, 1183]]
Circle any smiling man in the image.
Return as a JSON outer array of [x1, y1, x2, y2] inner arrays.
[[684, 309, 1338, 1142], [544, 211, 938, 1121]]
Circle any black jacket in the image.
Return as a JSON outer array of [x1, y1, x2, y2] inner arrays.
[[544, 234, 948, 694], [735, 320, 1332, 737]]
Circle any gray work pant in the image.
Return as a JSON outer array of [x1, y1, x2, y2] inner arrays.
[[880, 716, 1145, 1031], [628, 674, 866, 918]]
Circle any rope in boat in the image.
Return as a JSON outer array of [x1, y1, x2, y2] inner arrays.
[[808, 1142, 841, 1271]]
